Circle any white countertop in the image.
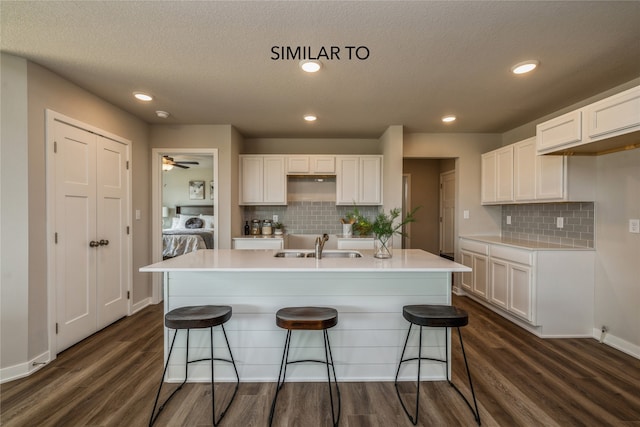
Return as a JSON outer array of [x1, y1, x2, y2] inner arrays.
[[460, 235, 595, 250], [140, 249, 470, 272]]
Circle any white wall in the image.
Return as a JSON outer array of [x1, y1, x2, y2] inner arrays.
[[0, 54, 30, 374]]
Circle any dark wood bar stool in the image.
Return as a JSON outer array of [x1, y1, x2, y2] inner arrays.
[[269, 306, 341, 427], [395, 304, 481, 425], [149, 305, 239, 426]]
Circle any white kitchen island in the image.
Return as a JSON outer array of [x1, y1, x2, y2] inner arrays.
[[140, 249, 470, 383]]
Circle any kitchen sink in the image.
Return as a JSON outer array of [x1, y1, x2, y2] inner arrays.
[[274, 250, 362, 258]]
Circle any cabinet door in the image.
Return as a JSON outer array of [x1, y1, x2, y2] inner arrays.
[[473, 255, 488, 298], [240, 156, 263, 204], [481, 151, 497, 204], [586, 86, 640, 139], [536, 110, 582, 153], [514, 138, 536, 201], [490, 258, 509, 309], [287, 156, 310, 174], [509, 263, 533, 321], [359, 156, 382, 205], [496, 146, 514, 202], [336, 156, 359, 205], [536, 155, 564, 200], [312, 156, 336, 174], [460, 251, 473, 292], [263, 156, 286, 204]]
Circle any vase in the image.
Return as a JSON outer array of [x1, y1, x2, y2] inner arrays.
[[342, 223, 353, 237], [374, 234, 393, 258]]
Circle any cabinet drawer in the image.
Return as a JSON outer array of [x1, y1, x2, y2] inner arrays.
[[460, 239, 489, 255], [490, 245, 532, 265]]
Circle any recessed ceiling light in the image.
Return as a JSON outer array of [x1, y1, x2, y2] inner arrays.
[[133, 92, 153, 101], [300, 60, 322, 73], [304, 115, 317, 122], [511, 60, 539, 75], [156, 110, 170, 119], [442, 115, 456, 123]]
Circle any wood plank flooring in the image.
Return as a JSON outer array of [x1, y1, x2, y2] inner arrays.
[[2, 295, 639, 426]]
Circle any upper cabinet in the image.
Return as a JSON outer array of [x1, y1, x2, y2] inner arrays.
[[482, 137, 591, 205], [336, 155, 383, 205], [537, 85, 640, 155], [286, 155, 336, 174], [239, 155, 287, 205]]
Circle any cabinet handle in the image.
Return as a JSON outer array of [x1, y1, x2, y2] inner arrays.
[[89, 241, 99, 247], [99, 239, 109, 246]]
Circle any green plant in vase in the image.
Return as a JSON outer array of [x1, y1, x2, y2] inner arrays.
[[345, 206, 373, 236], [371, 207, 420, 258]]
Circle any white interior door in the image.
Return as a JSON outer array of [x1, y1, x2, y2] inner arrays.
[[439, 170, 456, 256], [96, 136, 129, 328], [55, 121, 97, 353]]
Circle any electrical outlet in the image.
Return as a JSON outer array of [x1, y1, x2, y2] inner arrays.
[[506, 215, 512, 225], [273, 214, 279, 223], [556, 217, 564, 228], [135, 209, 141, 220], [630, 219, 640, 234], [463, 210, 470, 219]]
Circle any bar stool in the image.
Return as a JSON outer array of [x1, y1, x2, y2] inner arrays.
[[395, 304, 481, 425], [149, 305, 239, 426], [269, 306, 341, 427]]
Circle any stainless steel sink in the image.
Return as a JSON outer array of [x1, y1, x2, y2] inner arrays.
[[274, 250, 362, 258]]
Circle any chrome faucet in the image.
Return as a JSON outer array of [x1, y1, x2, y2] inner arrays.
[[315, 233, 329, 259]]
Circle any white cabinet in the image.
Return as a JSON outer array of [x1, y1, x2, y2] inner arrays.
[[536, 110, 582, 152], [459, 240, 489, 299], [514, 137, 566, 201], [232, 237, 284, 250], [336, 155, 382, 205], [337, 238, 374, 250], [239, 155, 287, 205], [459, 237, 595, 337], [287, 155, 335, 174], [537, 85, 640, 155], [481, 146, 513, 204]]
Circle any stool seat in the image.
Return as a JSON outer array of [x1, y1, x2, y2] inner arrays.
[[165, 305, 232, 330], [276, 306, 338, 330], [403, 304, 468, 328]]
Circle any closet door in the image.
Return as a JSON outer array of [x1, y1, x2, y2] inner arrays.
[[55, 121, 98, 353], [96, 136, 129, 328]]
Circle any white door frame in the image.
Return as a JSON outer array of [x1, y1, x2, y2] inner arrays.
[[151, 148, 218, 304], [439, 170, 456, 256], [45, 110, 132, 361]]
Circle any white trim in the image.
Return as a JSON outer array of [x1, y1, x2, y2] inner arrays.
[[151, 148, 219, 304], [45, 109, 133, 361], [0, 350, 50, 384], [131, 297, 153, 315], [592, 328, 640, 360]]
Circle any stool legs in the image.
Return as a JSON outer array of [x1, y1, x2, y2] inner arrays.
[[149, 325, 239, 426], [394, 324, 481, 426], [269, 330, 341, 427]]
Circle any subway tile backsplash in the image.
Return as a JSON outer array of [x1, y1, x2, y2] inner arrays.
[[243, 202, 380, 235], [502, 202, 594, 248]]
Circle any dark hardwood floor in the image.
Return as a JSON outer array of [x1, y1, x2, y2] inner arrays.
[[2, 295, 639, 426]]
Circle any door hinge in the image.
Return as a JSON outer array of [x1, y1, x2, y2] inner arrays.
[[126, 226, 130, 235], [127, 291, 130, 300], [54, 141, 57, 153], [55, 323, 59, 334], [126, 161, 129, 170], [55, 232, 58, 244]]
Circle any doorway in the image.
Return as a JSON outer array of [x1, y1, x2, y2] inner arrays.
[[151, 148, 218, 304]]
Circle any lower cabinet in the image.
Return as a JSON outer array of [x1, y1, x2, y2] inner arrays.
[[337, 238, 374, 250], [460, 237, 594, 337], [232, 238, 284, 250]]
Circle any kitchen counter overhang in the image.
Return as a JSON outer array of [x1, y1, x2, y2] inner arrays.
[[141, 249, 470, 383]]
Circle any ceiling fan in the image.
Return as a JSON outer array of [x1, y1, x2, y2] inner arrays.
[[162, 156, 199, 170]]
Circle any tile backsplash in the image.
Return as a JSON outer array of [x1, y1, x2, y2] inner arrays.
[[243, 202, 380, 235], [502, 202, 594, 248]]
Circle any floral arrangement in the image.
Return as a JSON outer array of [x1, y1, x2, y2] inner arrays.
[[371, 207, 420, 258]]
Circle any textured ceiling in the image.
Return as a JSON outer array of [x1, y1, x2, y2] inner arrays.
[[2, 1, 640, 138]]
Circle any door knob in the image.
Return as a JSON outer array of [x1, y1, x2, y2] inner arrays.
[[89, 241, 99, 247], [99, 239, 109, 246]]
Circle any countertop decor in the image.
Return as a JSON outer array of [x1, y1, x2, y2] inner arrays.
[[371, 207, 420, 258]]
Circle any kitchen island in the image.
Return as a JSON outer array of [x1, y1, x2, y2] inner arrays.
[[140, 249, 470, 383]]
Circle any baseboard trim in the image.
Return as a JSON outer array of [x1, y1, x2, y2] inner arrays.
[[131, 297, 153, 315], [0, 350, 50, 384], [592, 328, 640, 360]]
